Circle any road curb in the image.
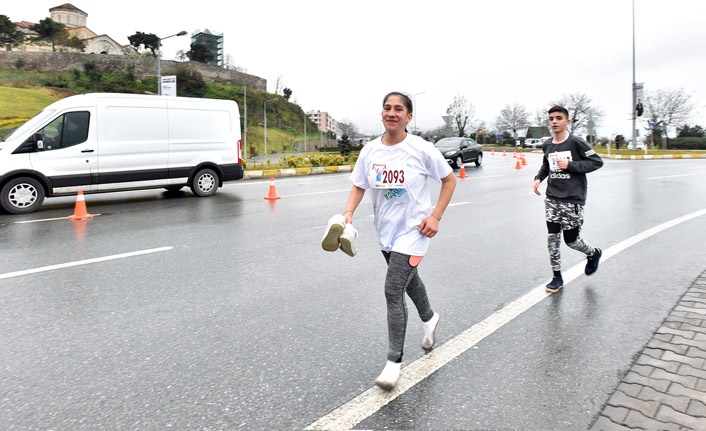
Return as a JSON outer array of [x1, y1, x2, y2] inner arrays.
[[598, 153, 706, 160], [590, 268, 706, 430], [243, 164, 353, 180]]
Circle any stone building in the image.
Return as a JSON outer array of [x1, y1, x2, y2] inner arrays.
[[11, 3, 135, 55]]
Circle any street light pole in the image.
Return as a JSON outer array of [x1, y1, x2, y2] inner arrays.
[[412, 91, 425, 134], [243, 84, 247, 159], [157, 30, 187, 95], [304, 114, 307, 153], [264, 98, 278, 156], [631, 0, 637, 152]]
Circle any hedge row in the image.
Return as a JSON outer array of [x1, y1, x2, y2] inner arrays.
[[666, 138, 706, 150]]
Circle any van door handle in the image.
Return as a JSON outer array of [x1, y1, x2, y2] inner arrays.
[[81, 149, 94, 153]]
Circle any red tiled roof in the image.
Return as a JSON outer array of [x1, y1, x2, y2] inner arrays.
[[14, 21, 36, 28]]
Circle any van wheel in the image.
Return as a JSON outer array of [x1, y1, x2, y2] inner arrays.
[[1, 177, 45, 214], [190, 168, 218, 197]]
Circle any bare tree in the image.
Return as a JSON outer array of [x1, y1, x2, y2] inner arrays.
[[222, 53, 247, 72], [496, 103, 530, 139], [551, 92, 604, 134], [337, 119, 359, 140], [644, 88, 693, 138], [446, 94, 475, 137], [174, 50, 188, 61], [274, 73, 283, 95], [533, 107, 548, 127]]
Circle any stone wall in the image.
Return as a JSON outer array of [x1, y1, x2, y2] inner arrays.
[[0, 51, 266, 91]]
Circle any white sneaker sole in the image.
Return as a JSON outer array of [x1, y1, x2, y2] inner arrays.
[[321, 215, 345, 252], [339, 224, 358, 257]]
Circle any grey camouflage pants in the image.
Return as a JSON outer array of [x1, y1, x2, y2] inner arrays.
[[545, 198, 595, 271]]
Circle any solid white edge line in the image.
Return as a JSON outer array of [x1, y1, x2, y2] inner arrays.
[[14, 214, 103, 224], [305, 207, 706, 431], [0, 246, 174, 280]]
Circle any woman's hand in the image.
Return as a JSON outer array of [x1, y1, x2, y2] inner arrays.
[[419, 216, 439, 238]]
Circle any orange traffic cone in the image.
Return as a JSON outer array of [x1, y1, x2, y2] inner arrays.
[[491, 148, 495, 156], [521, 153, 527, 166], [264, 177, 281, 200], [458, 163, 468, 178], [68, 190, 94, 220], [513, 150, 517, 158], [514, 159, 522, 170], [503, 150, 506, 157]]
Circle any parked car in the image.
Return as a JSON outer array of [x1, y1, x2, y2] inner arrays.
[[434, 137, 483, 168], [627, 142, 646, 150], [524, 138, 545, 149], [0, 93, 243, 214]]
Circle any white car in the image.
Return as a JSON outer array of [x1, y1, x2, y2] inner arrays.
[[524, 138, 544, 149], [627, 142, 646, 150]]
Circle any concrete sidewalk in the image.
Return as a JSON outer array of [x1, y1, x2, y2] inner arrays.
[[590, 269, 706, 430]]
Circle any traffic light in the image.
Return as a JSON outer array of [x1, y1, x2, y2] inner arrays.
[[636, 102, 644, 117]]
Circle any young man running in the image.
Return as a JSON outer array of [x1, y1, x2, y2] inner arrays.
[[533, 105, 604, 293]]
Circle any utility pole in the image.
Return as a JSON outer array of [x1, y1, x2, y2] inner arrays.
[[243, 84, 247, 159], [631, 0, 637, 152]]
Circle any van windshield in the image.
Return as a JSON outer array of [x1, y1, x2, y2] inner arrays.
[[0, 109, 57, 146]]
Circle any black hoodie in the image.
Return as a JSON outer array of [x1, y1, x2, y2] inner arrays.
[[534, 135, 603, 205]]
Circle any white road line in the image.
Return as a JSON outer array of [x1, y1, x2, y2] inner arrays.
[[0, 246, 173, 280], [647, 174, 697, 180], [463, 175, 505, 180], [306, 208, 706, 431], [285, 189, 351, 198], [14, 214, 102, 224], [447, 202, 471, 207]]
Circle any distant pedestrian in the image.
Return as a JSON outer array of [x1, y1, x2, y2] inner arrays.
[[533, 105, 604, 293], [322, 92, 456, 390]]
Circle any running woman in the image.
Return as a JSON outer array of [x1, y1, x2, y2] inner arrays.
[[341, 92, 456, 390], [533, 105, 604, 293]]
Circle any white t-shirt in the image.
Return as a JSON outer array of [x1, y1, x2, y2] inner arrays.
[[350, 134, 452, 256]]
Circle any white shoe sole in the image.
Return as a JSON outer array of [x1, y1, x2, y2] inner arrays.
[[339, 224, 358, 257], [422, 313, 439, 350], [321, 215, 345, 252]]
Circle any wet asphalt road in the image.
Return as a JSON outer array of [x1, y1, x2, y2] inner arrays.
[[1, 153, 706, 430]]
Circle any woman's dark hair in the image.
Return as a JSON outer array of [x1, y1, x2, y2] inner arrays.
[[383, 92, 413, 114]]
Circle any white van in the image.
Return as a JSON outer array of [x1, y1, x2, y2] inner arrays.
[[0, 93, 243, 214]]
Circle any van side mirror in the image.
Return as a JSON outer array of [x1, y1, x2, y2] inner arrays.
[[33, 133, 44, 150]]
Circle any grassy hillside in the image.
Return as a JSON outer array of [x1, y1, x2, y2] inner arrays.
[[0, 68, 321, 153], [0, 86, 62, 135]]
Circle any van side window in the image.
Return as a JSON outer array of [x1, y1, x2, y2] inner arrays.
[[40, 111, 90, 151]]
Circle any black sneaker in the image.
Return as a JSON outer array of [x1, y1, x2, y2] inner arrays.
[[545, 275, 564, 293], [585, 248, 602, 275]]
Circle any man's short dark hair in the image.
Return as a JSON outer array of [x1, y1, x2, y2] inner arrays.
[[548, 105, 569, 117]]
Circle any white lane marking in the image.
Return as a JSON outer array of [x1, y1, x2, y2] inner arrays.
[[285, 189, 351, 198], [464, 175, 505, 180], [647, 174, 697, 180], [14, 214, 102, 224], [0, 247, 173, 280], [306, 208, 706, 431], [447, 202, 471, 207]]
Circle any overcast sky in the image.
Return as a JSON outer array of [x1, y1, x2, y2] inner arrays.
[[6, 1, 706, 137]]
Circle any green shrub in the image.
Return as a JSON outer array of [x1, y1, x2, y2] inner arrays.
[[667, 137, 706, 150], [14, 58, 25, 70]]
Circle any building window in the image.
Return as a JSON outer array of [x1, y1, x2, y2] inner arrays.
[[57, 15, 62, 23]]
